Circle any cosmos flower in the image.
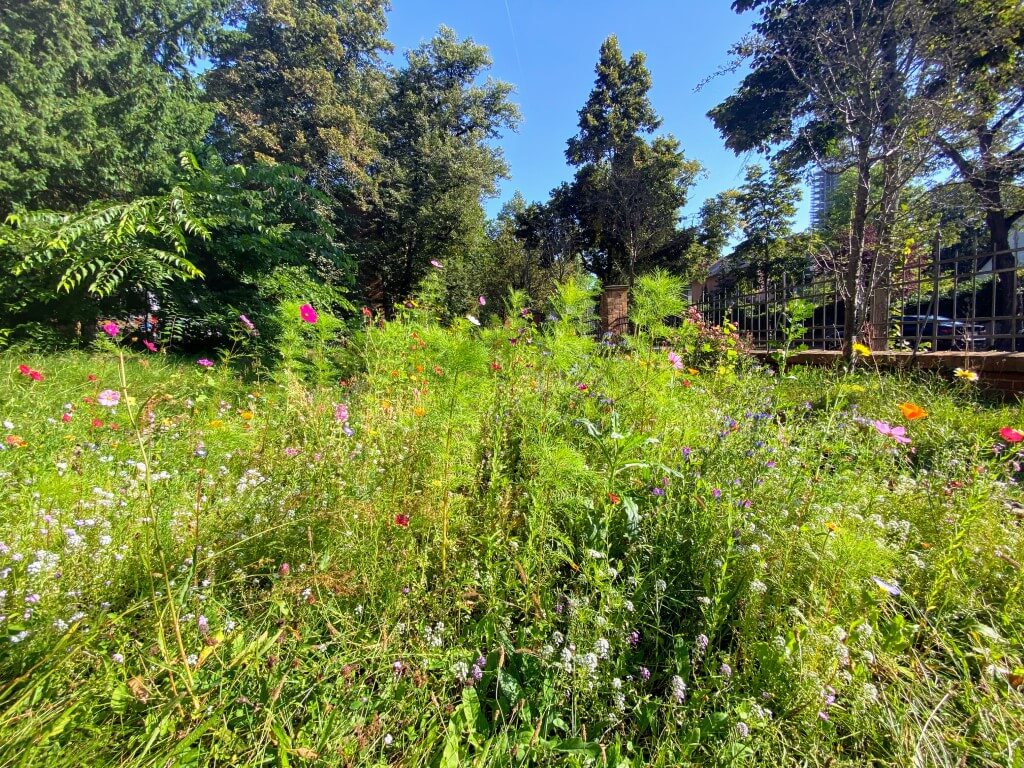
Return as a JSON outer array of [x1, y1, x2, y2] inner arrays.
[[465, 315, 481, 326], [872, 420, 911, 444], [143, 340, 157, 353], [430, 260, 443, 269], [299, 304, 318, 324], [101, 322, 119, 338], [97, 389, 121, 407], [197, 358, 214, 368], [667, 351, 684, 371], [478, 295, 486, 306]]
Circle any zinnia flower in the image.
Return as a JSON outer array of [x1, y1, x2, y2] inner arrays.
[[101, 322, 119, 338], [97, 389, 121, 407], [197, 358, 214, 368], [953, 368, 978, 382], [899, 402, 928, 421], [299, 304, 318, 324], [1000, 427, 1024, 444]]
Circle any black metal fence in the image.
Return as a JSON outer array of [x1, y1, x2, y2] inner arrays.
[[693, 245, 1024, 353]]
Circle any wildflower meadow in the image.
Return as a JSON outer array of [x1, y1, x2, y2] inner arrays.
[[1, 278, 1023, 767]]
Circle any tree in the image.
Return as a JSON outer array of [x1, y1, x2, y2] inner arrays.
[[729, 162, 806, 285], [710, 0, 934, 354], [566, 36, 700, 284], [0, 0, 226, 214], [684, 190, 739, 286], [204, 0, 392, 204], [357, 27, 519, 310], [923, 0, 1024, 342]]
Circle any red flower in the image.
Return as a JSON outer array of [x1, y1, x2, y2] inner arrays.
[[29, 370, 44, 381], [18, 364, 30, 375], [607, 493, 620, 505], [1000, 427, 1024, 443], [491, 362, 502, 371], [87, 374, 98, 382], [394, 513, 410, 528], [91, 418, 103, 428]]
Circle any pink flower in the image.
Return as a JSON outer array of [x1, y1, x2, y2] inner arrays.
[[872, 420, 911, 445], [478, 295, 486, 306], [299, 304, 318, 324], [28, 370, 44, 381], [430, 260, 443, 269], [667, 351, 683, 371], [101, 322, 119, 338], [284, 447, 300, 457], [97, 389, 121, 407], [1000, 427, 1023, 444], [61, 413, 72, 423], [576, 383, 588, 392], [334, 403, 349, 423], [143, 340, 157, 353], [278, 562, 291, 577], [240, 314, 256, 331], [197, 358, 214, 368]]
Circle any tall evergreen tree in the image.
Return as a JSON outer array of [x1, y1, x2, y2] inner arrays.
[[729, 162, 806, 285], [0, 0, 226, 213], [566, 36, 700, 284]]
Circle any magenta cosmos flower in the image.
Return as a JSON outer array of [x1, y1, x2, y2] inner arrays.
[[197, 358, 214, 368], [101, 322, 119, 338], [872, 420, 911, 444], [143, 340, 157, 353], [667, 351, 684, 371], [299, 303, 318, 324]]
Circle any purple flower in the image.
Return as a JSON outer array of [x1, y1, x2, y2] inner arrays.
[[197, 358, 214, 368], [627, 630, 640, 648], [639, 666, 650, 680], [240, 314, 256, 331], [719, 662, 732, 678], [392, 660, 405, 678], [712, 488, 722, 500], [198, 615, 209, 636]]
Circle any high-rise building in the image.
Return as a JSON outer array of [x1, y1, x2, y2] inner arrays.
[[809, 170, 839, 231]]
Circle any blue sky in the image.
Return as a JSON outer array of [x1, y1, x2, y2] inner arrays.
[[385, 0, 811, 229]]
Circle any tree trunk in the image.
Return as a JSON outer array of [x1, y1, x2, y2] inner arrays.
[[843, 140, 872, 359]]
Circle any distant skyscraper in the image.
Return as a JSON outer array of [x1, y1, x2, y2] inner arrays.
[[810, 170, 839, 231]]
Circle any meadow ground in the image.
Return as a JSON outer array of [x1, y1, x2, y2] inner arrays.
[[1, 295, 1023, 767]]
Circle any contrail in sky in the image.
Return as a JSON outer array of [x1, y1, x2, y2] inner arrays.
[[503, 0, 524, 79]]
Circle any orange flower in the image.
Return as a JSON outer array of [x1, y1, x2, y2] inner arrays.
[[5, 435, 27, 448], [899, 402, 928, 421], [412, 406, 426, 418]]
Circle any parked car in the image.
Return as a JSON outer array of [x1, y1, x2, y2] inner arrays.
[[900, 315, 988, 351]]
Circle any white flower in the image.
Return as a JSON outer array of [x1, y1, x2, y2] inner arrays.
[[594, 638, 610, 658], [580, 652, 599, 674], [465, 315, 481, 326]]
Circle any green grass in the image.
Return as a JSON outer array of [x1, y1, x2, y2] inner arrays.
[[1, 310, 1022, 767]]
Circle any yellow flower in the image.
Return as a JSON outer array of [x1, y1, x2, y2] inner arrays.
[[413, 406, 426, 418], [954, 368, 979, 382], [688, 368, 700, 376], [209, 419, 224, 428], [240, 410, 254, 420], [852, 342, 872, 357]]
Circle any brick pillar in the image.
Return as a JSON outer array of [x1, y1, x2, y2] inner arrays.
[[600, 285, 629, 337]]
